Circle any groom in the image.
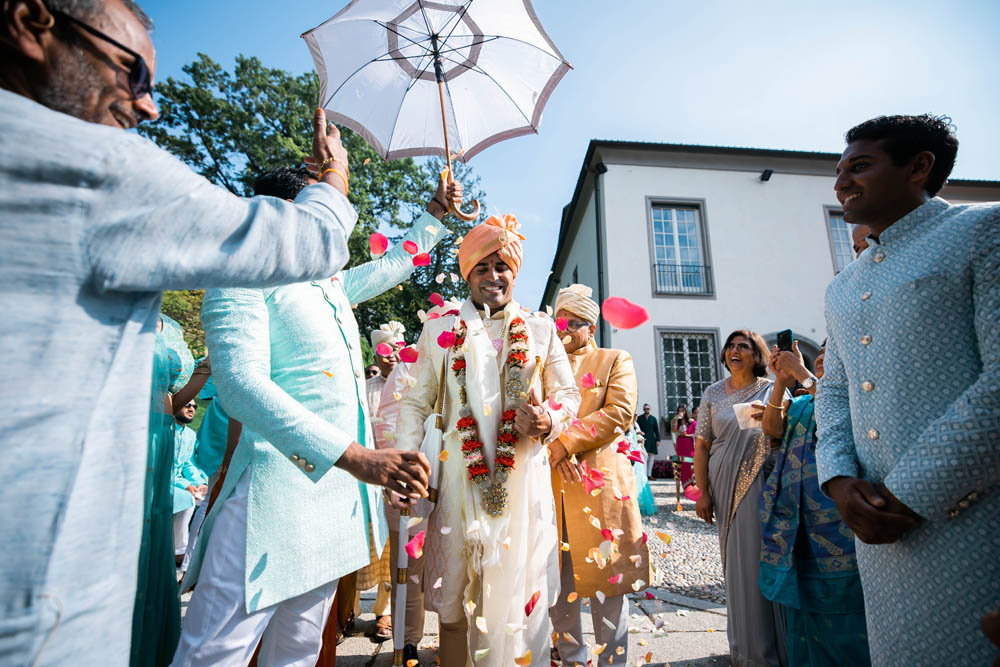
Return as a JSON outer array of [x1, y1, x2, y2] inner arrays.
[[395, 216, 580, 666]]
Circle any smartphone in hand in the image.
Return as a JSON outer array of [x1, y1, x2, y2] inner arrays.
[[776, 329, 794, 352]]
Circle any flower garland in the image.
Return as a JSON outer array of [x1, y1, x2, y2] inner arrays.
[[451, 316, 529, 488]]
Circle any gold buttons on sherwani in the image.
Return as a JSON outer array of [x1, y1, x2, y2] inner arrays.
[[290, 454, 300, 462], [861, 291, 872, 301], [862, 381, 874, 392], [872, 251, 885, 263], [868, 428, 879, 440], [305, 464, 315, 473], [861, 335, 872, 345]]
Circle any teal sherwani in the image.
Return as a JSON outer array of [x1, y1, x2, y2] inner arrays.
[[171, 424, 207, 514], [816, 197, 1000, 666], [185, 215, 448, 612]]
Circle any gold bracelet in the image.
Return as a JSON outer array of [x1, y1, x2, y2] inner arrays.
[[767, 401, 783, 410], [318, 167, 349, 195]]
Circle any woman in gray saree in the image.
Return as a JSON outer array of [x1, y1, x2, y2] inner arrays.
[[695, 330, 787, 666]]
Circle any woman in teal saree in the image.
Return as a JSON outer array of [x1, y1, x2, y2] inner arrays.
[[760, 342, 870, 667]]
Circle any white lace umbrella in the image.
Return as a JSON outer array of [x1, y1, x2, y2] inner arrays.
[[302, 0, 571, 220]]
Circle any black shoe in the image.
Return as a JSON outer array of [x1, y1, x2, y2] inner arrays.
[[403, 643, 420, 666]]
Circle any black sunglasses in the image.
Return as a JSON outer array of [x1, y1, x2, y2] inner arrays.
[[49, 9, 153, 100]]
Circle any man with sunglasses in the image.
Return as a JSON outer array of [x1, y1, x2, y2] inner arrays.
[[0, 2, 425, 664]]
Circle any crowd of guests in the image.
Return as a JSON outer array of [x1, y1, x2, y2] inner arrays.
[[0, 1, 997, 667]]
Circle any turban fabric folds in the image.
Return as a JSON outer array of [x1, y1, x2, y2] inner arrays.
[[554, 284, 600, 324], [371, 320, 405, 348], [458, 214, 525, 279]]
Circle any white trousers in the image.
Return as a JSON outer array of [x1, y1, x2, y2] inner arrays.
[[550, 535, 629, 666], [171, 471, 338, 667], [173, 506, 195, 556]]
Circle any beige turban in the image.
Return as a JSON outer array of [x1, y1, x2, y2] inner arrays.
[[371, 321, 405, 348], [458, 214, 525, 279], [555, 284, 600, 324]]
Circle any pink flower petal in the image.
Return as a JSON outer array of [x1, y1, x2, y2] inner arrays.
[[608, 573, 623, 585], [589, 425, 597, 437], [429, 292, 445, 307], [437, 331, 456, 348], [645, 591, 655, 600], [684, 485, 702, 502], [601, 297, 649, 330], [404, 530, 425, 559], [375, 342, 392, 357], [524, 590, 541, 617], [547, 397, 563, 411], [444, 308, 460, 316], [369, 233, 388, 257], [580, 372, 595, 389], [399, 346, 419, 363], [641, 532, 648, 545], [412, 253, 431, 266], [427, 312, 441, 320], [626, 450, 644, 464], [601, 528, 613, 541], [556, 317, 568, 331], [616, 440, 630, 454], [402, 240, 419, 255]]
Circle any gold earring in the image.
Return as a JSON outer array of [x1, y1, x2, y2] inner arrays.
[[27, 14, 56, 30]]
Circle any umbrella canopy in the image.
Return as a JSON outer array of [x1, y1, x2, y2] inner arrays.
[[302, 0, 571, 162]]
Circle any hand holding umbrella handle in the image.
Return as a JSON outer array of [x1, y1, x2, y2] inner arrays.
[[440, 167, 480, 222]]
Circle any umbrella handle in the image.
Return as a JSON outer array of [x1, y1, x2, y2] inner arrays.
[[450, 198, 479, 222]]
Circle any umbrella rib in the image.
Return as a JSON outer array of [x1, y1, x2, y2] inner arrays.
[[438, 0, 474, 43], [375, 20, 434, 54], [414, 0, 435, 37], [434, 36, 500, 58], [383, 46, 441, 156]]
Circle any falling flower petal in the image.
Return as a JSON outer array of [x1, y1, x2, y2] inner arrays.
[[616, 440, 630, 454], [589, 516, 602, 530], [608, 573, 623, 585], [406, 660, 418, 667], [514, 650, 532, 666], [561, 631, 580, 646], [560, 541, 570, 551], [427, 312, 441, 320], [437, 331, 456, 348], [432, 577, 442, 589], [465, 600, 477, 615], [580, 372, 595, 389], [412, 253, 431, 266], [440, 526, 452, 535], [524, 590, 541, 617], [547, 397, 563, 411], [561, 335, 572, 345], [566, 591, 578, 603], [595, 590, 606, 604], [450, 272, 460, 282], [362, 157, 371, 166], [398, 346, 418, 364], [437, 450, 449, 462], [369, 233, 388, 257], [425, 224, 439, 235], [435, 273, 446, 284], [645, 651, 654, 663], [392, 391, 402, 400], [320, 370, 334, 378], [404, 531, 425, 559], [506, 623, 526, 635], [656, 531, 672, 545], [483, 403, 492, 416], [475, 616, 488, 633], [429, 292, 445, 307], [602, 616, 617, 630], [375, 342, 392, 357], [503, 536, 511, 550], [642, 532, 648, 544], [582, 462, 606, 495], [592, 642, 607, 655], [631, 578, 646, 592], [402, 240, 419, 255], [473, 648, 490, 661], [645, 591, 655, 600], [601, 528, 614, 542], [601, 296, 649, 329], [407, 516, 423, 529], [556, 317, 568, 331], [626, 449, 644, 464], [417, 309, 428, 323]]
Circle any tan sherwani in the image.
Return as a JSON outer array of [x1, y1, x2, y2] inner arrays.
[[554, 344, 650, 598], [396, 299, 580, 667]]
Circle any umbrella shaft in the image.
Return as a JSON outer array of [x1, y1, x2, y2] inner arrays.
[[437, 80, 452, 174]]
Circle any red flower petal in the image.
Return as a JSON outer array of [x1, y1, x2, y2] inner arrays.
[[580, 372, 595, 389], [412, 253, 431, 266], [524, 590, 541, 617], [437, 331, 457, 348], [402, 240, 419, 255], [601, 528, 613, 541], [641, 532, 648, 544], [601, 297, 649, 330], [645, 591, 656, 600], [547, 397, 563, 411], [429, 292, 445, 307], [556, 317, 568, 331], [375, 342, 392, 357], [399, 346, 419, 363], [609, 573, 623, 585], [427, 312, 441, 320], [369, 233, 388, 257], [405, 531, 425, 559], [616, 440, 630, 454]]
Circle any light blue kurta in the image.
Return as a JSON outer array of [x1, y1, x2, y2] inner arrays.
[[0, 87, 359, 665], [186, 214, 449, 612], [172, 424, 208, 514], [816, 197, 1000, 666]]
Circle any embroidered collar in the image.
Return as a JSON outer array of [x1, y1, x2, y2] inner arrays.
[[877, 196, 949, 245]]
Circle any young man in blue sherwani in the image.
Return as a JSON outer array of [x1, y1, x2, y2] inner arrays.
[[816, 114, 999, 667], [172, 169, 461, 666]]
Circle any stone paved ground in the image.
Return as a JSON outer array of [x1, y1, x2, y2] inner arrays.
[[182, 475, 732, 665]]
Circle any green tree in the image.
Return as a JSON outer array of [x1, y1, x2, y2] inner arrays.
[[139, 54, 483, 345]]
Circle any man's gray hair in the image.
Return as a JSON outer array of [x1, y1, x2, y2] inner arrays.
[[47, 0, 153, 31]]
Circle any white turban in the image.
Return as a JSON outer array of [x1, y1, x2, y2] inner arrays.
[[555, 284, 600, 324], [371, 321, 405, 348]]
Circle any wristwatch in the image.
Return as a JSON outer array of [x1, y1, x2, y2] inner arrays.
[[800, 375, 818, 389]]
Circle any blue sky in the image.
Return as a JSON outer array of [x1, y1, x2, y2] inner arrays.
[[142, 0, 1000, 304]]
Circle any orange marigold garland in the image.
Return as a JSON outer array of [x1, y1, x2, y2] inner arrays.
[[451, 317, 529, 510]]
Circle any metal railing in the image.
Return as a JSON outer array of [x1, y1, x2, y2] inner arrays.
[[653, 263, 713, 295]]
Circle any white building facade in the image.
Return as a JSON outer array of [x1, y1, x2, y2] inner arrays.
[[542, 140, 1000, 429]]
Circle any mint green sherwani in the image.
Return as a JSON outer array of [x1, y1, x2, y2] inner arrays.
[[184, 215, 449, 612]]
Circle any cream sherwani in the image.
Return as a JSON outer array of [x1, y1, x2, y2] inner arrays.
[[396, 299, 580, 666]]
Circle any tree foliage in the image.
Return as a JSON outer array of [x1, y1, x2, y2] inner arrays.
[[140, 54, 483, 346]]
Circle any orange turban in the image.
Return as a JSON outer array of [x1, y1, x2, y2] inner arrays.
[[458, 214, 526, 279]]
